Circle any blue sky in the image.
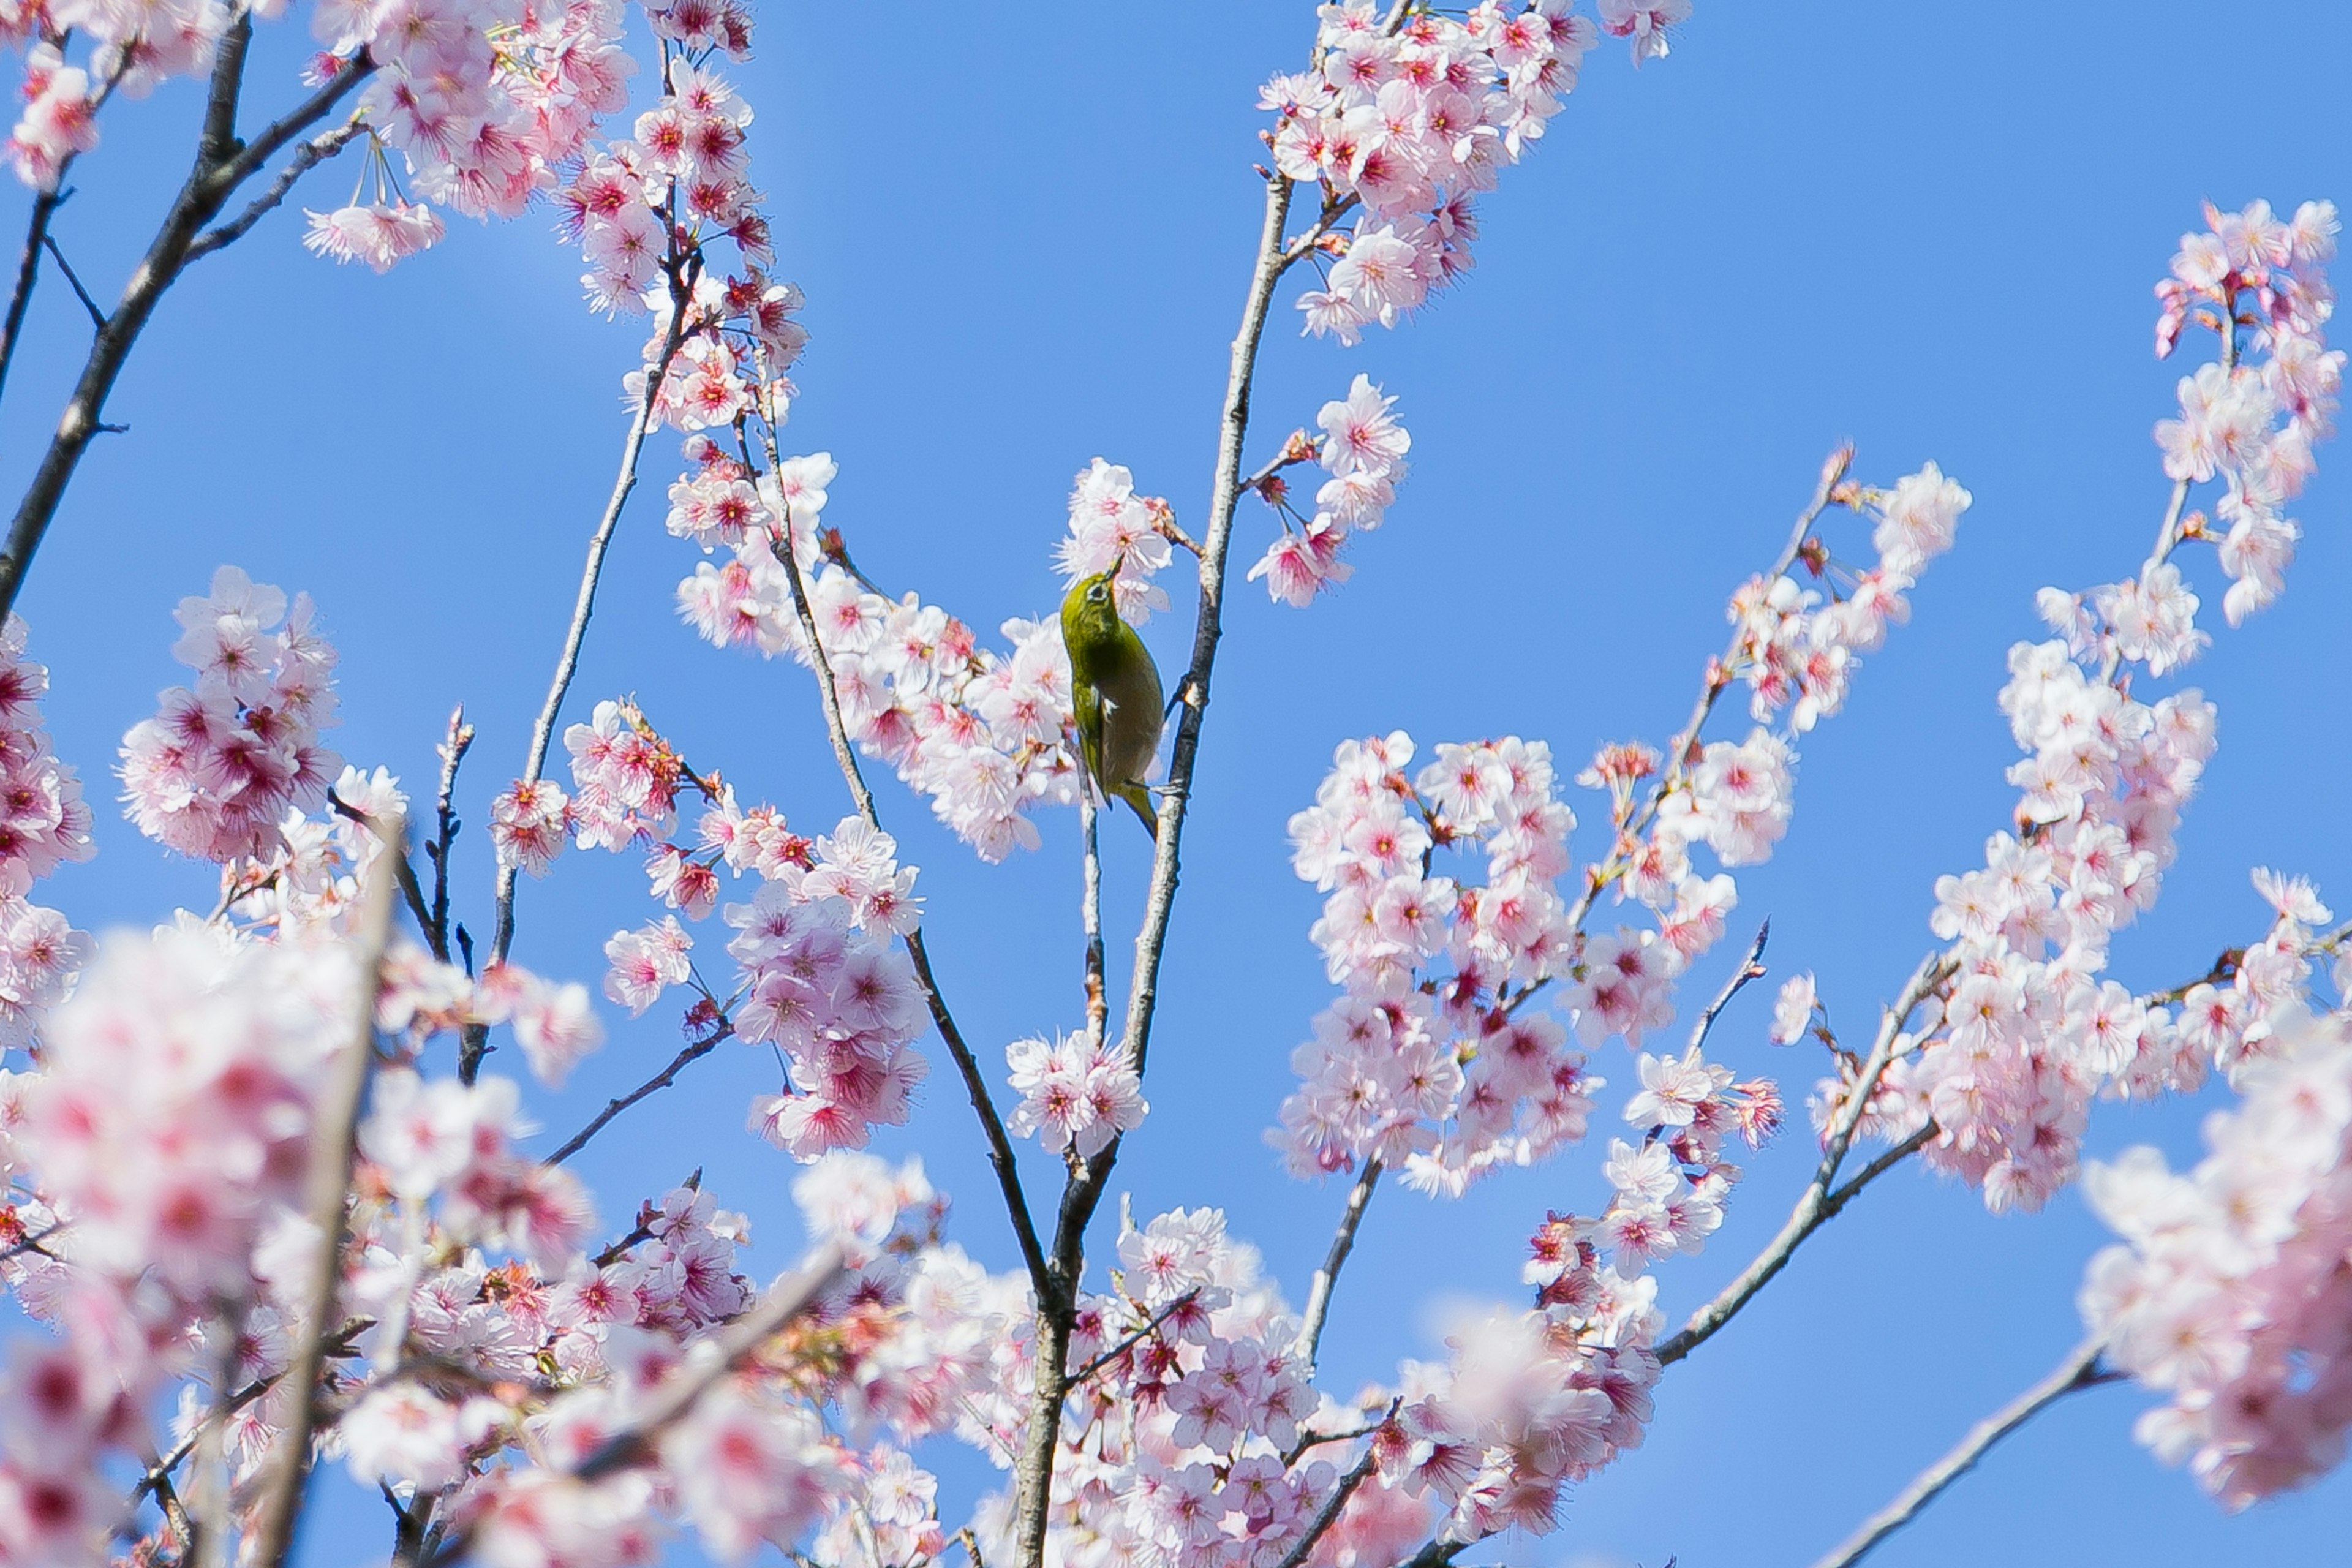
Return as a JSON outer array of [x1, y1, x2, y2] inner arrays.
[[3, 2, 2350, 1564]]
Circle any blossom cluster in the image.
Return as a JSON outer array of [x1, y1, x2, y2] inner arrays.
[[1836, 200, 2342, 1215], [2081, 1005, 2352, 1510], [118, 566, 340, 865], [1276, 731, 1602, 1195], [962, 1205, 1363, 1568], [1005, 1030, 1147, 1159], [1268, 2, 1609, 344], [1246, 374, 1412, 606]]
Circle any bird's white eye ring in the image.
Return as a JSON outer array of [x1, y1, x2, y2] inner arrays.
[[1089, 584, 1108, 602]]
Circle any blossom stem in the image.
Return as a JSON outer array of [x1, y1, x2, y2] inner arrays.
[[426, 705, 473, 962], [1069, 1287, 1199, 1385], [1809, 1336, 2116, 1568], [1686, 919, 1771, 1055], [754, 422, 1057, 1310], [544, 1022, 734, 1166], [1656, 946, 1949, 1366], [0, 36, 374, 624], [247, 812, 404, 1568], [1296, 1155, 1381, 1368], [1081, 793, 1107, 1046]]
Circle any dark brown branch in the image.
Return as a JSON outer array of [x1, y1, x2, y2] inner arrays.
[[545, 1023, 733, 1167], [754, 431, 1057, 1313], [1272, 1408, 1398, 1568], [424, 705, 473, 963], [0, 42, 374, 624], [0, 187, 64, 405], [1069, 1289, 1199, 1386]]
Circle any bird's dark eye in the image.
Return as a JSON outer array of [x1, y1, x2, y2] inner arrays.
[[1088, 584, 1108, 602]]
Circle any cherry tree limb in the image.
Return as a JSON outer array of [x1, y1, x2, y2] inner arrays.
[[1297, 1156, 1381, 1368], [1270, 1401, 1401, 1568], [1656, 946, 1950, 1366], [247, 812, 404, 1568], [0, 187, 64, 405], [1810, 1336, 2117, 1568], [0, 34, 375, 623]]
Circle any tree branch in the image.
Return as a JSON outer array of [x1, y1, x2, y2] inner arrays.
[[544, 1022, 733, 1167], [1655, 946, 1948, 1366], [39, 233, 104, 330], [246, 813, 403, 1568], [1296, 1156, 1380, 1368], [1686, 919, 1770, 1055], [1809, 1336, 2117, 1568], [1270, 1401, 1400, 1568], [1010, 164, 1303, 1568], [0, 186, 64, 407], [0, 45, 374, 624]]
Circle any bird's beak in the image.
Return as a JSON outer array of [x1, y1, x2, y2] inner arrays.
[[1105, 556, 1123, 581]]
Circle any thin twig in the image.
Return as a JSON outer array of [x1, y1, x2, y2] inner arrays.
[[473, 287, 692, 1079], [1656, 946, 1948, 1366], [0, 1219, 63, 1262], [754, 424, 1056, 1311], [39, 234, 104, 329], [1810, 1337, 2117, 1568], [1080, 791, 1107, 1046], [1296, 1156, 1380, 1368], [1686, 919, 1770, 1055], [426, 706, 473, 963], [544, 1023, 733, 1166], [246, 812, 403, 1568], [329, 792, 434, 943]]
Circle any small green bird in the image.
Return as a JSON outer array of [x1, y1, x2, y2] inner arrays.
[[1061, 562, 1164, 838]]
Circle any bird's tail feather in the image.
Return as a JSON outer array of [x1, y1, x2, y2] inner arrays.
[[1117, 784, 1158, 839]]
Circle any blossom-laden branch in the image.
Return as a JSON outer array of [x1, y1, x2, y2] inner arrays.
[[1811, 1336, 2117, 1568], [243, 813, 403, 1568], [752, 416, 1058, 1310], [0, 34, 376, 624]]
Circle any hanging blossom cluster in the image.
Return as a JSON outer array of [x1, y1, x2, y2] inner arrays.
[[1245, 373, 1413, 606], [2081, 1001, 2352, 1510], [1004, 1030, 1147, 1160], [118, 567, 340, 865], [1830, 199, 2344, 1216], [1267, 2, 1623, 344], [301, 0, 643, 268], [2152, 199, 2342, 625]]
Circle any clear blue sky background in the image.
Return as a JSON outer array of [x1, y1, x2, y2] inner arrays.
[[3, 3, 2349, 1565]]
